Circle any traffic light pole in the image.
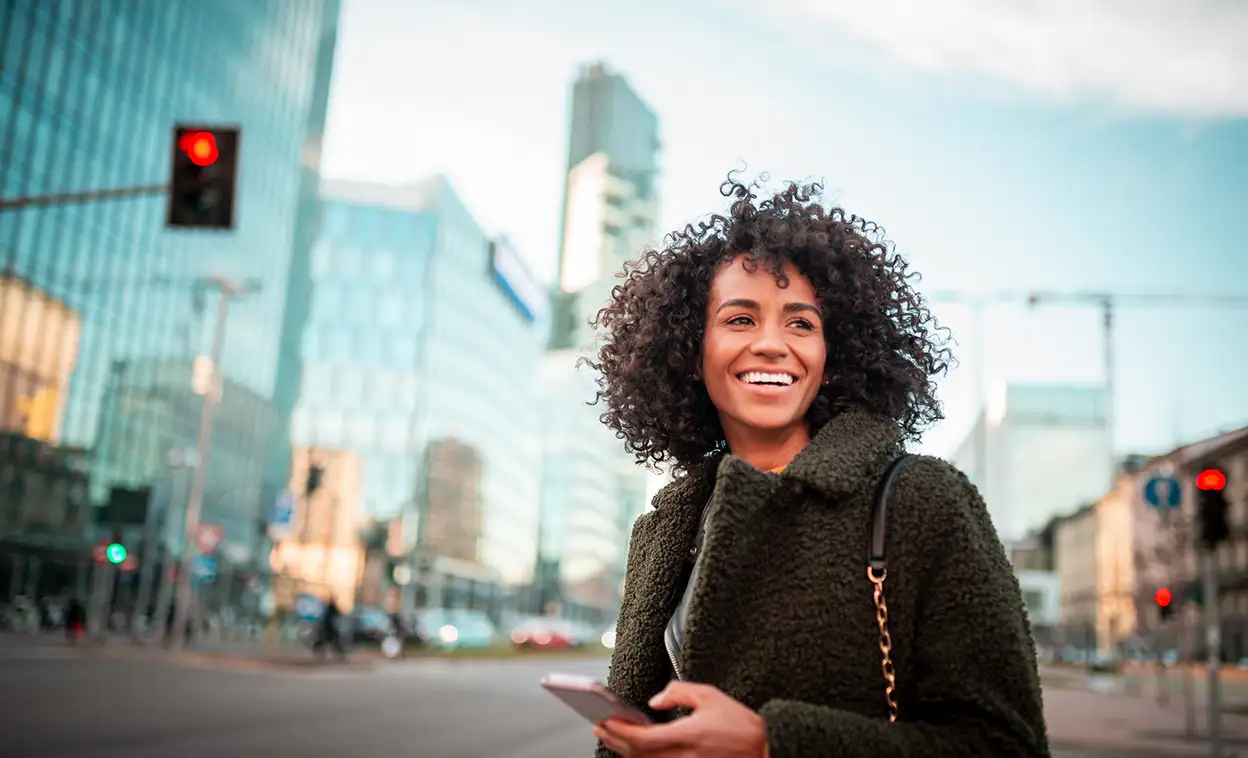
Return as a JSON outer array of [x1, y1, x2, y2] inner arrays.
[[169, 278, 256, 650], [1202, 546, 1224, 757], [0, 183, 167, 211]]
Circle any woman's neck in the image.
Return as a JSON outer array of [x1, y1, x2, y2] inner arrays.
[[724, 422, 811, 473]]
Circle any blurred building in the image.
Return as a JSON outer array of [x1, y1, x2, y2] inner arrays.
[[1093, 463, 1149, 658], [553, 152, 661, 351], [1055, 503, 1099, 653], [535, 63, 661, 625], [292, 177, 546, 616], [952, 382, 1112, 544], [269, 447, 364, 612], [94, 358, 275, 569], [1129, 426, 1248, 661], [0, 274, 80, 442], [0, 274, 91, 594], [549, 60, 662, 353], [0, 1, 341, 602], [419, 438, 483, 565], [1005, 526, 1061, 649]]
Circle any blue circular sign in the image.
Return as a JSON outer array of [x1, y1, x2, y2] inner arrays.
[[294, 594, 324, 621], [1144, 476, 1182, 509]]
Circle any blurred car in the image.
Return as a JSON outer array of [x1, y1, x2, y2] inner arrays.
[[509, 617, 578, 651], [414, 608, 498, 650], [348, 605, 395, 644]]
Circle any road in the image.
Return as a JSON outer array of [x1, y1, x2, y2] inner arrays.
[[0, 642, 1142, 757]]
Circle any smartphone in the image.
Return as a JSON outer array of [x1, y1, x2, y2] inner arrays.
[[541, 673, 653, 725]]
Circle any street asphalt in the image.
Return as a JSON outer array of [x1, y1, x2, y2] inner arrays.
[[0, 640, 1100, 757]]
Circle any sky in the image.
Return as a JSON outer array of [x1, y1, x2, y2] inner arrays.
[[320, 0, 1248, 462]]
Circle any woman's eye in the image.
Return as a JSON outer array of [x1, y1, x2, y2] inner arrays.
[[790, 319, 814, 331], [726, 315, 754, 326]]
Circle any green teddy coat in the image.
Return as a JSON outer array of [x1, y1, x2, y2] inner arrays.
[[596, 407, 1051, 757]]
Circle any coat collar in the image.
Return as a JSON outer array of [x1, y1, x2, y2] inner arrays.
[[783, 406, 906, 500], [652, 406, 905, 511]]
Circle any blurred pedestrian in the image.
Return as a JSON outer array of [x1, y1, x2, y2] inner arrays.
[[388, 609, 408, 660], [585, 172, 1051, 757], [314, 597, 346, 660], [64, 597, 85, 645]]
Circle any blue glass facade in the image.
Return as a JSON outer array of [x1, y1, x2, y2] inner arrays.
[[0, 0, 340, 591], [294, 178, 547, 594]]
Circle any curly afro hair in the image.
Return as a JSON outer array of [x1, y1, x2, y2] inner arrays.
[[584, 171, 955, 475]]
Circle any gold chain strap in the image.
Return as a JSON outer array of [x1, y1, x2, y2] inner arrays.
[[868, 565, 899, 723]]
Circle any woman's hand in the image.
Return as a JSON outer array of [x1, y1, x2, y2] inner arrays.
[[594, 682, 768, 758]]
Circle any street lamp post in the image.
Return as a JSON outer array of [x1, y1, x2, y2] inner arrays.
[[169, 276, 260, 651]]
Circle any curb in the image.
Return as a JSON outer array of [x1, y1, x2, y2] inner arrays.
[[1051, 739, 1242, 758]]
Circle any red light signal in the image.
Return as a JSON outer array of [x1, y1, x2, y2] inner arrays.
[[167, 124, 239, 230], [1155, 587, 1172, 607], [179, 131, 219, 167], [1197, 468, 1227, 492]]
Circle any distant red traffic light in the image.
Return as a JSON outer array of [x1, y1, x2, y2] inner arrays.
[[1155, 587, 1172, 608], [1197, 468, 1227, 492], [179, 131, 219, 167]]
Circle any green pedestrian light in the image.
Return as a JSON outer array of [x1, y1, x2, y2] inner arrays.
[[106, 543, 127, 564]]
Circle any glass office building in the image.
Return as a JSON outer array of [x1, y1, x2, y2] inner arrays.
[[0, 0, 341, 599], [293, 177, 548, 607], [535, 63, 661, 623], [550, 62, 661, 351]]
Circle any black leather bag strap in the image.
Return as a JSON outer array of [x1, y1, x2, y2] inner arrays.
[[867, 453, 916, 572], [866, 452, 916, 723]]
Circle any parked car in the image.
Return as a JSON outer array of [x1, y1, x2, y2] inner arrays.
[[509, 617, 577, 651], [414, 608, 498, 650], [348, 606, 396, 644]]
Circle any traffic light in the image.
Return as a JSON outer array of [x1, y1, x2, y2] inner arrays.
[[1155, 587, 1174, 621], [105, 542, 127, 565], [1196, 466, 1230, 549], [167, 124, 240, 229]]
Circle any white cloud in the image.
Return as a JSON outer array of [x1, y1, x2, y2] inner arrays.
[[763, 0, 1248, 117]]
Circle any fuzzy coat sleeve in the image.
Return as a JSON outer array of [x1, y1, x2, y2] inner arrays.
[[759, 461, 1052, 758]]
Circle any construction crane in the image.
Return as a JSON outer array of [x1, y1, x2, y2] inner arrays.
[[927, 290, 1248, 487]]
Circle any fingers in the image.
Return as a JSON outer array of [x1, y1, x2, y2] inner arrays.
[[598, 717, 699, 755], [594, 723, 632, 756], [649, 681, 716, 710]]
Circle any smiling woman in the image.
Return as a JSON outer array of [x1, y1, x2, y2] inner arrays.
[[582, 172, 1052, 758], [585, 171, 950, 473]]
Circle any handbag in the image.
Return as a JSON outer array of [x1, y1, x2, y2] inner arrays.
[[867, 453, 916, 723]]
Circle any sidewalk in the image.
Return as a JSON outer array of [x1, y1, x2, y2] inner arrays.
[[1043, 662, 1248, 711], [1046, 686, 1248, 757], [0, 630, 381, 668], [0, 629, 608, 670], [91, 636, 383, 669]]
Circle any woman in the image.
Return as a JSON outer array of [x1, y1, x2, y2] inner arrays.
[[585, 174, 1050, 757]]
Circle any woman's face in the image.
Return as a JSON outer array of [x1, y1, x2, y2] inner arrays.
[[699, 255, 827, 441]]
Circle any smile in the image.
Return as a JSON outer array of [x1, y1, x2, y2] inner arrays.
[[736, 371, 798, 387]]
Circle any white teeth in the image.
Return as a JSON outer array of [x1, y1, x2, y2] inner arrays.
[[740, 371, 794, 386]]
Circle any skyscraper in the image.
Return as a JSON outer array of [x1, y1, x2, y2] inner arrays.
[[536, 63, 661, 624], [0, 0, 341, 598], [549, 62, 662, 351], [292, 177, 548, 613]]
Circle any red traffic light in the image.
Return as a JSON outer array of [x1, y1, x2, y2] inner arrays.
[[179, 131, 219, 167], [1197, 468, 1227, 492], [1155, 587, 1172, 607]]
